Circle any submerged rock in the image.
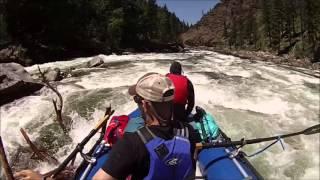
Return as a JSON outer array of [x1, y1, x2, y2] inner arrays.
[[0, 63, 43, 105]]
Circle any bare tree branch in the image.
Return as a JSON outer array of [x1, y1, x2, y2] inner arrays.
[[52, 99, 65, 131], [20, 128, 59, 165], [38, 66, 65, 132]]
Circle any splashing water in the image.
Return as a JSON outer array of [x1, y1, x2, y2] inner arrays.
[[0, 50, 319, 179]]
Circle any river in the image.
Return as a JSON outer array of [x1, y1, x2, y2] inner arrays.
[[1, 50, 319, 179]]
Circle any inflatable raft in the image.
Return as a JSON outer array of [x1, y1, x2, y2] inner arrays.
[[75, 108, 263, 180]]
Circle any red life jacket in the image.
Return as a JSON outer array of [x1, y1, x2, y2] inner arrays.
[[103, 115, 129, 145], [166, 73, 188, 104]]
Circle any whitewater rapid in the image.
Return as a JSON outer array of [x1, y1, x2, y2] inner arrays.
[[0, 50, 319, 179]]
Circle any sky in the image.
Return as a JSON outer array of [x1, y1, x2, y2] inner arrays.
[[156, 0, 220, 25]]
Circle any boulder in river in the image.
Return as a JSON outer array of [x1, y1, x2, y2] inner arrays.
[[0, 63, 44, 105], [45, 68, 63, 81], [87, 56, 104, 68], [0, 45, 33, 66]]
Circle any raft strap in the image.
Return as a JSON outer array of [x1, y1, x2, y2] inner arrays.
[[244, 136, 285, 158], [225, 148, 250, 178], [79, 140, 108, 180]]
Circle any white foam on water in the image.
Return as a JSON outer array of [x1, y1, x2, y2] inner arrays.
[[223, 68, 253, 78], [74, 62, 170, 90], [302, 168, 320, 180], [94, 52, 190, 64], [0, 96, 53, 153], [25, 52, 191, 75], [75, 71, 131, 90], [194, 84, 291, 116], [185, 51, 319, 179], [25, 57, 96, 73]]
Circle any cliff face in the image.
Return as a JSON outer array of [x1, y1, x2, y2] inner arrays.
[[181, 0, 258, 47]]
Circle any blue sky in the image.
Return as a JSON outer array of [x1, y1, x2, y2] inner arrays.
[[156, 0, 220, 25]]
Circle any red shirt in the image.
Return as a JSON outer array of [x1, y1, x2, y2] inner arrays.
[[167, 73, 188, 104]]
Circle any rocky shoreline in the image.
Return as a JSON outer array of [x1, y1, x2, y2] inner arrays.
[[192, 47, 320, 75], [0, 42, 185, 67], [0, 55, 110, 106]]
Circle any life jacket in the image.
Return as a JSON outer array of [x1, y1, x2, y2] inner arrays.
[[103, 115, 129, 145], [166, 73, 188, 105], [193, 106, 220, 142], [194, 113, 220, 142], [136, 125, 193, 180]]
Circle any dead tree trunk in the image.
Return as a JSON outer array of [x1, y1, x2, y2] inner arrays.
[[38, 66, 66, 132]]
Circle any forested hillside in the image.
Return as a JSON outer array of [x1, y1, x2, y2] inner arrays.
[[182, 0, 320, 62], [0, 0, 188, 64]]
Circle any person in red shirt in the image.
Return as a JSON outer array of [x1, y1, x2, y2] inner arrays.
[[167, 61, 195, 122]]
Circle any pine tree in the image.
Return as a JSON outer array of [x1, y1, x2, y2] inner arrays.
[[262, 0, 272, 47], [0, 0, 8, 44], [305, 0, 320, 53]]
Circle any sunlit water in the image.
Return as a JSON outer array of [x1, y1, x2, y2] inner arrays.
[[0, 50, 319, 179]]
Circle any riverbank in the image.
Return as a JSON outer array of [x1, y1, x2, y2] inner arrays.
[[190, 47, 320, 78], [0, 42, 185, 66], [194, 47, 320, 71]]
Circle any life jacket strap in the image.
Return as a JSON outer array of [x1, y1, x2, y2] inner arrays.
[[174, 122, 189, 138], [137, 123, 189, 144], [137, 127, 156, 144]]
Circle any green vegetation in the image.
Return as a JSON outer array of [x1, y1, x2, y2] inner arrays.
[[2, 0, 189, 62], [0, 0, 8, 44], [222, 0, 320, 61]]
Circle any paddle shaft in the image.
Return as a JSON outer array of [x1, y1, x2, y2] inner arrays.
[[52, 110, 114, 178], [200, 124, 320, 149], [86, 107, 112, 155], [0, 137, 14, 180]]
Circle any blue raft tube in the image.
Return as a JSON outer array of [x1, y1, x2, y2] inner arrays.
[[75, 108, 263, 180]]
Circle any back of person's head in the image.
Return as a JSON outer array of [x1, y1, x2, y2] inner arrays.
[[129, 73, 175, 126], [170, 61, 182, 75]]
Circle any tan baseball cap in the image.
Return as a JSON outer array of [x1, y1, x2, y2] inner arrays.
[[128, 73, 175, 102]]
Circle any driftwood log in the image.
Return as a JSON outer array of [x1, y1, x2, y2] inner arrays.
[[20, 128, 59, 165]]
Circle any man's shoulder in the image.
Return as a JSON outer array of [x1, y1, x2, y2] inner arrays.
[[110, 132, 147, 157], [122, 131, 142, 142], [124, 117, 144, 133]]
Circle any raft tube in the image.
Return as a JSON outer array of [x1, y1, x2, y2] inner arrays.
[[75, 108, 263, 180]]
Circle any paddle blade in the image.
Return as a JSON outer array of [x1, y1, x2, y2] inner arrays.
[[303, 124, 320, 135], [105, 106, 111, 116]]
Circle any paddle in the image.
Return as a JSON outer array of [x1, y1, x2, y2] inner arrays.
[[51, 109, 114, 178], [87, 106, 112, 155], [73, 107, 112, 177], [196, 124, 320, 149], [0, 137, 14, 180]]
